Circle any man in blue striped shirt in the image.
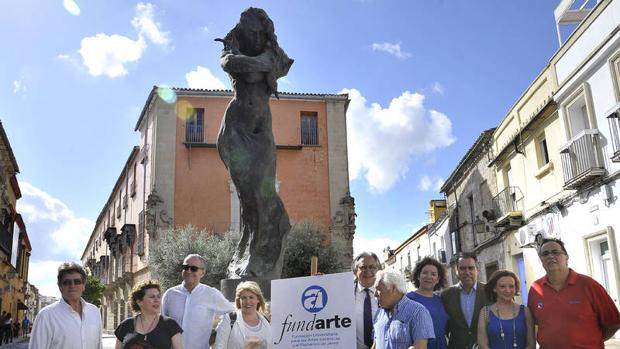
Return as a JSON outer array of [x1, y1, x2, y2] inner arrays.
[[374, 270, 435, 349]]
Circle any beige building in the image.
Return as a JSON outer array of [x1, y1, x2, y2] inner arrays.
[[0, 121, 31, 323], [80, 88, 355, 331]]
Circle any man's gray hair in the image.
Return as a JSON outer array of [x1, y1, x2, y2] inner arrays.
[[184, 254, 207, 269], [375, 270, 407, 294], [351, 251, 381, 273]]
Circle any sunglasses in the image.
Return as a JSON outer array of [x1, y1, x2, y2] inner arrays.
[[182, 264, 203, 272], [61, 278, 84, 286]]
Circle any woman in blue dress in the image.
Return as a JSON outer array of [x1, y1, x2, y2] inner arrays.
[[476, 270, 535, 349], [406, 257, 449, 349]]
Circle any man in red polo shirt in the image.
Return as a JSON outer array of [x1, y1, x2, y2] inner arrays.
[[528, 238, 620, 348]]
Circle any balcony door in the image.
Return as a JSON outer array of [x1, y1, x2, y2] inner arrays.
[[565, 89, 594, 139]]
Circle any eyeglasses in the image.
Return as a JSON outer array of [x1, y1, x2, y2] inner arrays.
[[182, 264, 203, 272], [358, 265, 378, 272], [61, 278, 84, 286], [539, 250, 566, 258]]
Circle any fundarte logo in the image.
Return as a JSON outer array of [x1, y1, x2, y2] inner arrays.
[[274, 284, 351, 345], [301, 285, 328, 313]]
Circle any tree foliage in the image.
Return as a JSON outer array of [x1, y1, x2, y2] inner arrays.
[[83, 275, 106, 307], [149, 225, 236, 290], [281, 220, 347, 278]]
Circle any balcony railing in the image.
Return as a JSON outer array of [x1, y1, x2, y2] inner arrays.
[[560, 129, 606, 189], [185, 124, 204, 143], [492, 186, 523, 226], [608, 109, 620, 162]]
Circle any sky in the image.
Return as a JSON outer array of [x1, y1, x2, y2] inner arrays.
[[1, 0, 563, 297]]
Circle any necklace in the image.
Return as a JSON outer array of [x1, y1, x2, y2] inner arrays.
[[140, 314, 158, 341], [496, 303, 517, 349]]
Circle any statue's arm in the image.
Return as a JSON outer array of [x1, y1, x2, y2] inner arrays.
[[221, 51, 273, 74]]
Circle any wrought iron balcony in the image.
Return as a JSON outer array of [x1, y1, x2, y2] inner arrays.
[[608, 108, 620, 163], [185, 124, 204, 143], [492, 186, 524, 226], [560, 129, 606, 189]]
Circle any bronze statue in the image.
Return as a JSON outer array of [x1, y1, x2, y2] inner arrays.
[[216, 8, 294, 280]]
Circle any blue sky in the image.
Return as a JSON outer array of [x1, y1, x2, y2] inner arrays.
[[1, 0, 561, 296]]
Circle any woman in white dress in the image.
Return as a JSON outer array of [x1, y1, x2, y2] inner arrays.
[[214, 281, 272, 349]]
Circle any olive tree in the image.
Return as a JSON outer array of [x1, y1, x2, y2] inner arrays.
[[281, 220, 347, 278], [149, 225, 236, 290]]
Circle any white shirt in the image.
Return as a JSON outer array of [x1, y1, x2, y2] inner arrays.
[[29, 298, 102, 349], [213, 310, 272, 349], [161, 282, 235, 349], [355, 283, 379, 349]]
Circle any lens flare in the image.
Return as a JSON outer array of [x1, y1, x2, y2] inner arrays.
[[176, 100, 194, 121], [63, 0, 80, 16], [156, 85, 177, 104]]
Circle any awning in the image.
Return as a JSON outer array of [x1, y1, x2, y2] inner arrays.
[[17, 301, 28, 310]]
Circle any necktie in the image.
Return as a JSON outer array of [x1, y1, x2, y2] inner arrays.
[[363, 288, 373, 347]]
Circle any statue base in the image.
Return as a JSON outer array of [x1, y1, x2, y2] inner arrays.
[[221, 277, 273, 302]]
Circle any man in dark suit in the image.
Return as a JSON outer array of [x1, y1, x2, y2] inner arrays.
[[441, 252, 489, 349]]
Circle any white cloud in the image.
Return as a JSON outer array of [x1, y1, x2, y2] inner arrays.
[[17, 182, 96, 297], [418, 176, 432, 191], [434, 178, 445, 192], [131, 2, 171, 47], [371, 42, 412, 59], [418, 176, 445, 192], [28, 260, 63, 297], [432, 82, 445, 95], [79, 34, 146, 78], [18, 181, 94, 259], [353, 237, 400, 264], [185, 66, 227, 90], [12, 80, 26, 95], [76, 2, 170, 78], [342, 88, 455, 193]]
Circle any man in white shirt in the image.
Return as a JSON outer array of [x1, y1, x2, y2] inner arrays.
[[352, 251, 381, 349], [30, 262, 102, 349], [161, 253, 235, 349]]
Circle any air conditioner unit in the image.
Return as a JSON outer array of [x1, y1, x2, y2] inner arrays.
[[517, 224, 543, 247]]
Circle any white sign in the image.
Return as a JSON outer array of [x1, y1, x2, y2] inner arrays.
[[271, 272, 356, 348]]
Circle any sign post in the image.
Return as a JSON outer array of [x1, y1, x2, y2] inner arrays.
[[271, 272, 356, 348]]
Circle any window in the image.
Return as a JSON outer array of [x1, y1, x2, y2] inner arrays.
[[564, 87, 594, 139], [611, 51, 620, 101], [185, 108, 204, 143], [536, 133, 550, 167], [407, 252, 411, 269], [130, 163, 137, 197], [301, 112, 318, 145], [137, 211, 145, 256], [468, 195, 477, 246]]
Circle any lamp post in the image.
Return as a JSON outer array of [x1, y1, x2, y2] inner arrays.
[[473, 216, 486, 235]]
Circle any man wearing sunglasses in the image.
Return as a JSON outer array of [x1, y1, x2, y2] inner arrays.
[[528, 238, 620, 348], [30, 262, 103, 349], [161, 254, 234, 348]]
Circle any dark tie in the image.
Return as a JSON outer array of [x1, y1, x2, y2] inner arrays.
[[363, 288, 373, 347]]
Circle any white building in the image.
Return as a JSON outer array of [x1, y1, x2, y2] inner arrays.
[[551, 0, 620, 309]]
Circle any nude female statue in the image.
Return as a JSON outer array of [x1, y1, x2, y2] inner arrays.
[[216, 8, 294, 279]]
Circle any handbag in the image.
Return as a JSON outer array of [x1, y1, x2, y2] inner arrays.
[[471, 306, 490, 349], [208, 312, 238, 345]]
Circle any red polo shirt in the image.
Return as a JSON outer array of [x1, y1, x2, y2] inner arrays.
[[527, 269, 620, 349]]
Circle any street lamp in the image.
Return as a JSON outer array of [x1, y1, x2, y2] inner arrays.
[[473, 216, 486, 234]]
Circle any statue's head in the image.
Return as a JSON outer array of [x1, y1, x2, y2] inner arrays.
[[236, 7, 276, 56]]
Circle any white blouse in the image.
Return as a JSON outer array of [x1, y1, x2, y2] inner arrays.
[[213, 310, 273, 349]]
